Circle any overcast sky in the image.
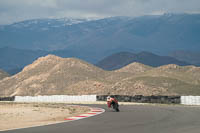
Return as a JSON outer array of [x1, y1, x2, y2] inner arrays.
[[0, 0, 200, 25]]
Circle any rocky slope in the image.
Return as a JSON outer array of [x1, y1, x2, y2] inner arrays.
[[115, 62, 152, 74], [0, 55, 109, 96], [0, 55, 200, 96]]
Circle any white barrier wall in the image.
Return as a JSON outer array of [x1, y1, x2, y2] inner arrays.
[[181, 96, 200, 105], [15, 95, 97, 103], [13, 95, 200, 105]]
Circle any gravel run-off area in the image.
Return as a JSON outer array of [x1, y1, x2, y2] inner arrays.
[[0, 102, 90, 131]]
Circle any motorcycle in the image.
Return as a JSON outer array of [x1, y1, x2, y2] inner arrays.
[[110, 101, 120, 112]]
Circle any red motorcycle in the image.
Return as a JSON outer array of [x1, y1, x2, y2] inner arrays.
[[107, 96, 120, 112]]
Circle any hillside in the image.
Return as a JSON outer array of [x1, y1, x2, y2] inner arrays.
[[0, 55, 200, 96], [142, 64, 200, 85], [96, 51, 190, 70], [0, 55, 110, 96], [115, 62, 152, 74], [0, 70, 9, 80]]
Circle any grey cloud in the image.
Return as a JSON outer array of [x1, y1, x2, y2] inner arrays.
[[0, 0, 200, 24]]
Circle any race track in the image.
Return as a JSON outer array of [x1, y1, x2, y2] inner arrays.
[[2, 104, 200, 133]]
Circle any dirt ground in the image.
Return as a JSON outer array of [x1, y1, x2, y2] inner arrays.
[[0, 102, 90, 131]]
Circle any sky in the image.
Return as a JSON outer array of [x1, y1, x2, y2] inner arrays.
[[0, 0, 200, 25]]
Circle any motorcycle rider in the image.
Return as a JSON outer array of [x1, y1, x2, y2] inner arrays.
[[107, 95, 118, 108]]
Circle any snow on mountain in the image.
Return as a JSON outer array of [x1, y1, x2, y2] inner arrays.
[[9, 18, 96, 30], [0, 13, 200, 63]]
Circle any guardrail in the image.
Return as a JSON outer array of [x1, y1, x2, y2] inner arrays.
[[97, 95, 181, 104], [181, 96, 200, 105], [1, 95, 200, 105], [15, 95, 97, 102], [0, 96, 15, 101]]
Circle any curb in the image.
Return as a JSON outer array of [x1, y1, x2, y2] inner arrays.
[[64, 107, 105, 121], [0, 106, 105, 132]]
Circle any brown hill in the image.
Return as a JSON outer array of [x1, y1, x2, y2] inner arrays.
[[0, 55, 110, 96], [110, 64, 200, 96], [0, 55, 200, 96], [141, 64, 200, 85], [115, 62, 152, 74], [0, 70, 9, 80]]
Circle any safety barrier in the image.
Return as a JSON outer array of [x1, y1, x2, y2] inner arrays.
[[97, 95, 181, 104], [15, 95, 97, 102], [181, 96, 200, 105], [0, 96, 15, 101], [1, 95, 200, 105]]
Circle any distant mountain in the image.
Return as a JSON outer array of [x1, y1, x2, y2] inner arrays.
[[96, 51, 190, 70], [0, 69, 9, 80], [0, 55, 200, 96], [0, 47, 48, 74], [0, 17, 94, 51], [0, 47, 90, 75], [96, 52, 137, 70], [170, 51, 200, 66], [0, 47, 100, 75], [0, 14, 200, 63], [0, 47, 192, 76]]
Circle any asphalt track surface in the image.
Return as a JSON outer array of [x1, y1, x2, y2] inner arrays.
[[2, 104, 200, 133]]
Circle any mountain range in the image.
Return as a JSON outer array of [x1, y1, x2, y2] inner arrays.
[[170, 51, 200, 66], [96, 51, 190, 70], [0, 47, 193, 75], [0, 47, 47, 74], [0, 55, 200, 96], [0, 13, 200, 64]]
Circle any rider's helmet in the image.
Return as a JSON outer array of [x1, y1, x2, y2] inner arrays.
[[107, 96, 111, 101]]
